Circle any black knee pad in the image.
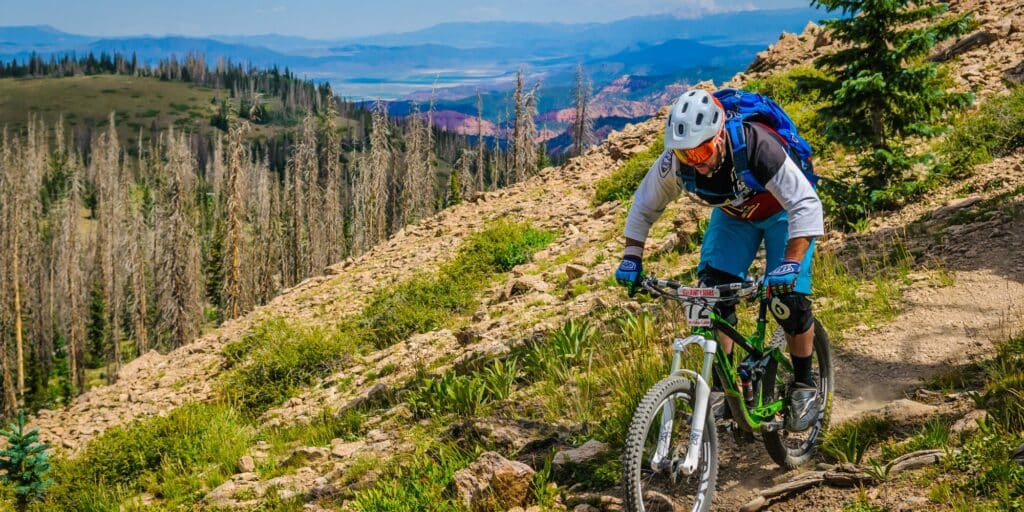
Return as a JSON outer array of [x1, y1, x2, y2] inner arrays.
[[698, 266, 741, 326], [769, 293, 814, 335]]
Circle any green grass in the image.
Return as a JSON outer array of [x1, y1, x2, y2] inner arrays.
[[810, 238, 913, 342], [594, 311, 680, 444], [40, 403, 253, 509], [878, 417, 952, 462], [974, 334, 1024, 432], [840, 490, 887, 512], [219, 318, 362, 416], [821, 415, 894, 464], [0, 75, 224, 143], [593, 138, 664, 205], [939, 85, 1024, 173], [348, 442, 474, 512], [356, 218, 556, 348]]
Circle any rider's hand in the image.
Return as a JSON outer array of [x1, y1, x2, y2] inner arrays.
[[615, 255, 643, 297], [766, 259, 800, 298]]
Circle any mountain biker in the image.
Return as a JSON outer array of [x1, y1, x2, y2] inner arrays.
[[614, 89, 823, 432]]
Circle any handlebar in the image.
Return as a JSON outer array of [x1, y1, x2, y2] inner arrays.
[[639, 274, 762, 303]]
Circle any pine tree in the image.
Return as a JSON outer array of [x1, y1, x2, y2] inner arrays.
[[475, 92, 486, 191], [353, 100, 391, 254], [155, 129, 203, 349], [510, 69, 540, 184], [400, 103, 432, 224], [0, 411, 52, 511], [571, 64, 594, 157], [222, 122, 248, 319], [320, 99, 348, 262], [807, 0, 971, 192], [90, 113, 126, 382]]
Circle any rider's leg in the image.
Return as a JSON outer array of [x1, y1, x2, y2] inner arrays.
[[698, 208, 763, 351], [763, 212, 819, 431], [698, 210, 761, 413], [763, 212, 817, 368]]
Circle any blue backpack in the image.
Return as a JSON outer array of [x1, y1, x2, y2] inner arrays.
[[711, 88, 818, 193]]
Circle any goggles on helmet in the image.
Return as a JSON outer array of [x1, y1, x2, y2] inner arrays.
[[672, 129, 724, 166]]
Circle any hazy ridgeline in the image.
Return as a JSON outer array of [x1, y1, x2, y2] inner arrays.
[[0, 66, 548, 414]]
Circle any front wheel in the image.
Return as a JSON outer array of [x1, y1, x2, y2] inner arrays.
[[623, 376, 718, 512], [761, 320, 834, 469]]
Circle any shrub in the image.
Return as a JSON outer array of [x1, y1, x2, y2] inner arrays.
[[481, 358, 521, 401], [523, 319, 597, 383], [219, 318, 360, 415], [406, 372, 491, 418], [357, 273, 477, 349], [454, 219, 556, 274], [593, 139, 664, 205]]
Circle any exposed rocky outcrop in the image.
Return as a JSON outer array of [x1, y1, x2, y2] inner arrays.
[[727, 0, 1024, 102]]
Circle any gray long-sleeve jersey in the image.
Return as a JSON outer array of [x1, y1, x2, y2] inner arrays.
[[624, 122, 824, 243]]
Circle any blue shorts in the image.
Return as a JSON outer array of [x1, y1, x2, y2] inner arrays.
[[698, 208, 815, 294]]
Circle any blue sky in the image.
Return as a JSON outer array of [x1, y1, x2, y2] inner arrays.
[[1, 0, 810, 38]]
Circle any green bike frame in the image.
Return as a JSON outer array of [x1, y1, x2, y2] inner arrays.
[[690, 297, 793, 432]]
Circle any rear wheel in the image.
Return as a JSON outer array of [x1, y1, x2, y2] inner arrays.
[[623, 376, 718, 512], [761, 321, 833, 469]]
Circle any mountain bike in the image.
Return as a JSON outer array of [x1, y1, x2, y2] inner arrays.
[[622, 274, 833, 512]]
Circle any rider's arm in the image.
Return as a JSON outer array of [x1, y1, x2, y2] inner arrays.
[[765, 156, 824, 241], [623, 150, 684, 251], [744, 124, 824, 246]]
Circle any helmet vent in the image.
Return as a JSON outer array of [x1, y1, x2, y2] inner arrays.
[[696, 113, 704, 125], [682, 103, 689, 113], [701, 96, 709, 104], [687, 90, 696, 97], [676, 123, 685, 136], [712, 112, 719, 123]]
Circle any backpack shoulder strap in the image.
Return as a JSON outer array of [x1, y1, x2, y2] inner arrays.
[[725, 118, 763, 192]]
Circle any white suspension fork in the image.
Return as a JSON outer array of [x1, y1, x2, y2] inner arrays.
[[651, 335, 717, 475]]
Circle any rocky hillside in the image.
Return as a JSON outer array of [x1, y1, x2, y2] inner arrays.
[[729, 0, 1024, 100], [21, 1, 1024, 510]]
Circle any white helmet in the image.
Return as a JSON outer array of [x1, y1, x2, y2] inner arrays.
[[665, 89, 724, 150]]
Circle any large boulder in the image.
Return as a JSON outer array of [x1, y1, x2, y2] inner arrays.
[[453, 451, 536, 511]]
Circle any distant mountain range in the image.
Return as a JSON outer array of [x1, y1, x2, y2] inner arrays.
[[0, 7, 826, 148]]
